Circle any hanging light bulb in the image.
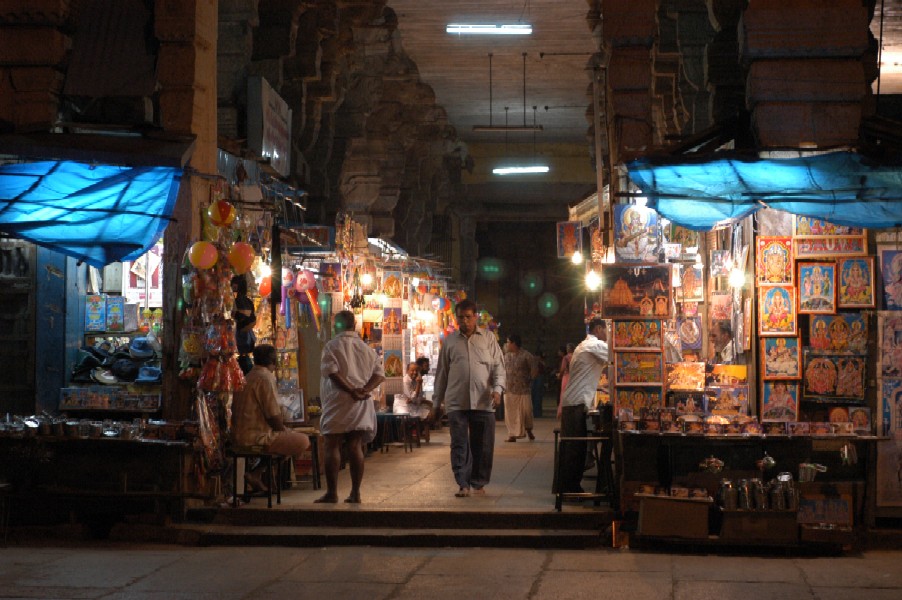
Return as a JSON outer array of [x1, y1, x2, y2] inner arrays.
[[585, 269, 601, 291], [361, 272, 374, 286], [571, 250, 583, 265], [729, 267, 746, 289]]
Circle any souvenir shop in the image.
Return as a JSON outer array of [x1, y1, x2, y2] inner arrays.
[[566, 151, 902, 547]]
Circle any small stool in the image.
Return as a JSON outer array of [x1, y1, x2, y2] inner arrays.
[[552, 429, 613, 511], [228, 446, 289, 508], [378, 413, 413, 453]]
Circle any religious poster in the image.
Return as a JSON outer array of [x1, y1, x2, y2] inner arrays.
[[707, 386, 749, 416], [756, 236, 793, 284], [709, 292, 732, 321], [614, 386, 663, 415], [611, 319, 663, 351], [710, 249, 730, 277], [760, 381, 799, 422], [809, 314, 868, 355], [666, 224, 699, 250], [758, 285, 797, 336], [878, 312, 902, 378], [878, 246, 902, 310], [556, 221, 582, 259], [798, 261, 837, 314], [837, 257, 875, 308], [803, 353, 866, 400], [709, 364, 748, 387], [677, 264, 704, 302], [382, 307, 402, 335], [320, 262, 342, 293], [613, 204, 659, 262], [665, 362, 705, 392], [793, 217, 867, 259], [600, 264, 672, 319], [761, 337, 802, 380], [382, 271, 403, 299], [677, 316, 702, 350], [850, 407, 871, 434], [614, 351, 664, 386]]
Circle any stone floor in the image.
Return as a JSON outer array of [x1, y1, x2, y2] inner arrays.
[[1, 544, 901, 599]]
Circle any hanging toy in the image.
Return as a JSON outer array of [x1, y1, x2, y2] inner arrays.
[[294, 269, 317, 293], [207, 199, 236, 227], [259, 276, 272, 297], [188, 241, 218, 269], [227, 242, 255, 274]]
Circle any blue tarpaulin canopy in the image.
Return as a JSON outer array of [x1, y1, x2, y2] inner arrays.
[[0, 160, 181, 268], [626, 151, 902, 230]]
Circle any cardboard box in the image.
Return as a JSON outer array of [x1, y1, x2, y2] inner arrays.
[[637, 495, 711, 539], [720, 510, 798, 543]]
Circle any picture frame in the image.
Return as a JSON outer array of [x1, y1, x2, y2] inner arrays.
[[797, 261, 837, 314], [761, 336, 802, 380], [707, 385, 749, 416], [709, 292, 732, 321], [600, 264, 673, 319], [614, 351, 664, 386], [756, 236, 793, 284], [760, 381, 799, 422], [665, 362, 706, 392], [758, 285, 798, 336], [878, 245, 902, 310], [666, 224, 699, 250], [613, 204, 659, 262], [787, 421, 810, 436], [828, 406, 850, 424], [709, 364, 748, 387], [677, 264, 704, 302], [611, 319, 663, 351], [710, 250, 730, 277], [803, 352, 866, 400], [613, 386, 663, 415], [837, 257, 875, 308], [676, 316, 702, 350], [809, 314, 868, 355], [849, 407, 871, 433], [793, 217, 867, 259], [556, 221, 582, 259], [878, 312, 902, 378]]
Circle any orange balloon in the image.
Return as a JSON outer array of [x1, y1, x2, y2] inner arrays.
[[259, 277, 272, 297], [188, 241, 218, 269], [207, 200, 236, 227], [226, 242, 255, 274]]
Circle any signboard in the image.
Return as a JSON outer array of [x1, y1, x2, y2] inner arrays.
[[248, 76, 292, 177]]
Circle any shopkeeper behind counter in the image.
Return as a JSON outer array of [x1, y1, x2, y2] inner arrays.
[[708, 320, 735, 365]]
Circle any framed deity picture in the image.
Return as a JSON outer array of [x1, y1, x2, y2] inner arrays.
[[761, 337, 802, 380], [709, 364, 748, 386], [556, 221, 582, 259], [758, 285, 797, 336], [665, 362, 706, 392], [809, 314, 868, 355], [837, 257, 875, 308], [611, 319, 663, 351], [707, 386, 750, 416], [756, 236, 793, 284], [678, 264, 704, 302], [613, 204, 659, 262], [878, 312, 902, 378], [614, 351, 664, 386], [600, 264, 673, 319], [709, 292, 732, 321], [849, 407, 871, 433], [760, 381, 799, 422], [666, 224, 699, 250], [710, 250, 730, 277], [803, 353, 866, 400], [613, 386, 663, 415], [793, 217, 867, 259], [676, 316, 702, 350], [878, 246, 902, 310], [797, 261, 837, 314]]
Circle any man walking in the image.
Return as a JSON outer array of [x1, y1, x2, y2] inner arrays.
[[558, 318, 609, 494], [433, 299, 506, 497], [317, 310, 385, 504]]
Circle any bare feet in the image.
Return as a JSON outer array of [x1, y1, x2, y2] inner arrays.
[[471, 487, 486, 496], [527, 430, 535, 440], [314, 493, 338, 503], [455, 487, 470, 497], [344, 492, 361, 504]]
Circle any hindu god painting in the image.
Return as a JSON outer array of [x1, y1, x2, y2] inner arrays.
[[809, 314, 868, 355], [761, 336, 802, 380], [797, 261, 836, 314], [614, 351, 664, 386], [600, 264, 672, 319], [612, 319, 663, 351], [613, 204, 659, 263], [758, 285, 797, 336], [837, 257, 875, 308], [756, 236, 793, 284]]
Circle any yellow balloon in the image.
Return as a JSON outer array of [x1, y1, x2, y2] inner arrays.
[[188, 241, 218, 269]]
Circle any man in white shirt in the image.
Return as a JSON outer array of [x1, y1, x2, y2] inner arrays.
[[433, 299, 506, 497], [318, 310, 385, 504], [709, 320, 735, 364], [558, 318, 609, 494]]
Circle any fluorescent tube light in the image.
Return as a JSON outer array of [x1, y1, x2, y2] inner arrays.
[[446, 24, 533, 35], [492, 165, 550, 175]]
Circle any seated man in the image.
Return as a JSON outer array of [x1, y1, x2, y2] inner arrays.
[[231, 344, 310, 492], [395, 361, 433, 442]]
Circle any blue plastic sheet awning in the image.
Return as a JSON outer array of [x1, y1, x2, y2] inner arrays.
[[0, 160, 182, 267], [627, 151, 902, 230]]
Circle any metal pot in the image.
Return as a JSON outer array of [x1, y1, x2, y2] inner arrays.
[[64, 420, 81, 438]]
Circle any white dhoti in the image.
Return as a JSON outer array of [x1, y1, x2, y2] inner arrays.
[[503, 392, 533, 438]]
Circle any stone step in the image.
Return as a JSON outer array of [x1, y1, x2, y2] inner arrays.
[[199, 507, 614, 531], [184, 525, 606, 549]]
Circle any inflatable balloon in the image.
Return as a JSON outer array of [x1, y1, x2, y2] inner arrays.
[[295, 269, 317, 293], [226, 242, 255, 274], [207, 200, 236, 227], [259, 276, 272, 297], [282, 268, 295, 288], [188, 241, 218, 269]]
